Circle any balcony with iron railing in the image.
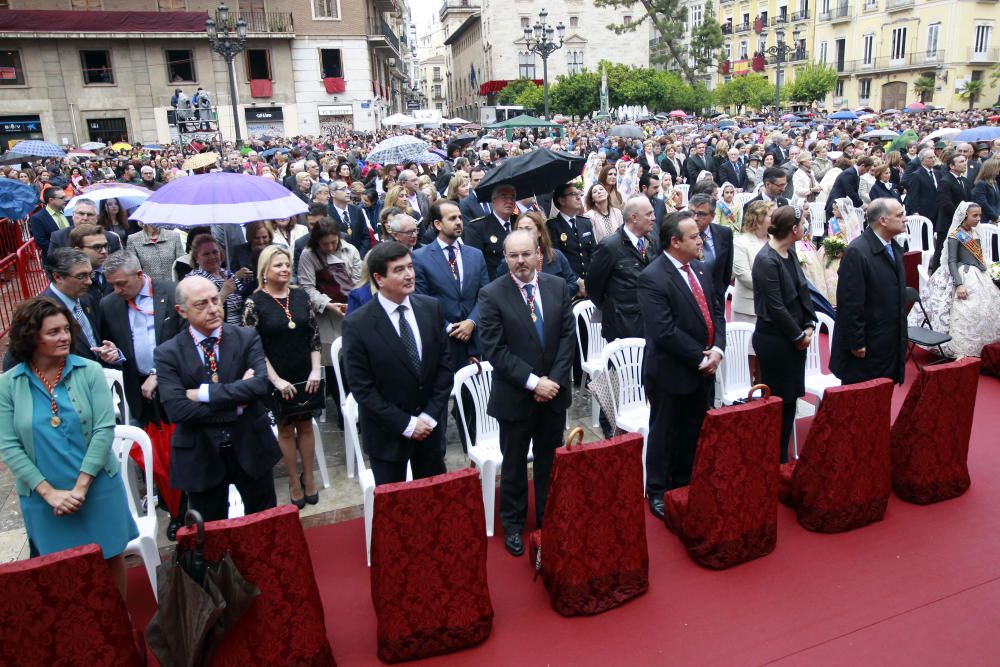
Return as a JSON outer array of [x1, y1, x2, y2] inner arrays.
[[836, 50, 945, 74], [769, 48, 809, 65], [969, 47, 999, 62], [722, 23, 733, 35], [734, 21, 751, 34], [886, 0, 915, 10], [791, 9, 810, 21], [819, 3, 852, 21], [368, 18, 401, 56], [232, 11, 294, 34]]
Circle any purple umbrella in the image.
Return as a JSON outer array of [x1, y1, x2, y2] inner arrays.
[[128, 172, 307, 227], [780, 113, 798, 121]]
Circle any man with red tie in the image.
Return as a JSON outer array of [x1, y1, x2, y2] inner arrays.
[[638, 210, 726, 519]]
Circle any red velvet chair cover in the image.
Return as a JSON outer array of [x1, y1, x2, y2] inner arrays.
[[176, 505, 336, 666], [981, 343, 1000, 377], [0, 544, 145, 666], [248, 78, 273, 98], [779, 379, 894, 532], [903, 250, 921, 291], [527, 433, 648, 616], [891, 357, 981, 504], [664, 397, 783, 569], [370, 468, 493, 663], [323, 77, 346, 94]]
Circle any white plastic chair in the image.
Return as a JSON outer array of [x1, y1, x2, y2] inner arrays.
[[719, 322, 755, 405], [453, 362, 503, 537], [979, 223, 999, 265], [917, 263, 931, 297], [724, 284, 735, 320], [111, 425, 161, 601], [103, 368, 129, 425], [733, 192, 755, 212], [573, 300, 604, 428], [674, 183, 690, 208], [808, 203, 826, 239], [344, 395, 376, 565], [227, 484, 245, 518], [601, 338, 649, 491], [905, 214, 934, 269], [804, 313, 841, 402], [330, 337, 354, 479], [270, 418, 332, 489]]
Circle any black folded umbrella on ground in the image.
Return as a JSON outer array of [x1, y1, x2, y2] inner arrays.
[[474, 148, 587, 202]]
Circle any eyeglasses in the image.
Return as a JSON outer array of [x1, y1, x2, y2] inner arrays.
[[691, 210, 714, 218], [67, 271, 93, 281], [393, 229, 419, 236], [82, 243, 109, 252]]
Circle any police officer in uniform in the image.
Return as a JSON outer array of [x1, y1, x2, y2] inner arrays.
[[546, 183, 595, 298], [464, 183, 519, 281]]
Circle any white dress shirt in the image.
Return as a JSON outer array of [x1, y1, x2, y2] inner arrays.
[[376, 292, 437, 437], [664, 252, 724, 365]]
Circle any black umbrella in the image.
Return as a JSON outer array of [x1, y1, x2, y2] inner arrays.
[[448, 133, 479, 147], [607, 123, 644, 138], [474, 148, 587, 202]]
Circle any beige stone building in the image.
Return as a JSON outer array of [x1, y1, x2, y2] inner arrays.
[[0, 0, 410, 146]]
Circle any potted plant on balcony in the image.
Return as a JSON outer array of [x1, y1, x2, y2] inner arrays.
[[752, 53, 766, 72]]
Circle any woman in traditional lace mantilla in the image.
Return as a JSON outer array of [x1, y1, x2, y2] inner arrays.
[[911, 201, 1000, 358]]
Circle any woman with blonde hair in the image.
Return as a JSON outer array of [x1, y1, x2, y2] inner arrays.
[[583, 183, 624, 242], [446, 172, 470, 203], [243, 246, 323, 507], [383, 184, 415, 219], [732, 200, 773, 380]]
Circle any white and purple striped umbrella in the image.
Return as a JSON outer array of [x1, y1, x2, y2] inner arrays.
[[128, 172, 307, 227]]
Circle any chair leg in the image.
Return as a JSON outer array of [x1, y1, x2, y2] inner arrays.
[[364, 486, 374, 567], [640, 430, 648, 497], [311, 420, 332, 488], [590, 394, 600, 429], [139, 536, 161, 602], [480, 460, 497, 537]]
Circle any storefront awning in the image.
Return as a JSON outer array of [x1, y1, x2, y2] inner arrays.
[[0, 10, 209, 33]]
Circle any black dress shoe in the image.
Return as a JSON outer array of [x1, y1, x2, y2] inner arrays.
[[504, 532, 525, 557], [301, 473, 319, 505], [648, 496, 665, 520], [166, 517, 183, 541]]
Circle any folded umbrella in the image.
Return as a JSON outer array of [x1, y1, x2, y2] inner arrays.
[[474, 148, 587, 202]]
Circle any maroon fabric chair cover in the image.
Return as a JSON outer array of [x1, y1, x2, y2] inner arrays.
[[249, 79, 273, 98], [779, 379, 894, 532], [903, 250, 921, 291], [370, 468, 493, 663], [981, 343, 1000, 377], [176, 505, 335, 666], [527, 433, 648, 616], [891, 357, 981, 504], [664, 397, 783, 569], [0, 544, 145, 666]]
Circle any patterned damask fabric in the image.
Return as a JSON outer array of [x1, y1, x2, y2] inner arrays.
[[0, 544, 145, 667], [176, 505, 336, 667], [529, 434, 649, 616], [664, 398, 783, 570], [370, 468, 493, 663], [779, 379, 894, 532], [891, 358, 981, 504]]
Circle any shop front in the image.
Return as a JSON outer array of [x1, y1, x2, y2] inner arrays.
[[0, 115, 43, 150], [86, 117, 129, 145], [318, 104, 354, 134], [245, 107, 284, 139]]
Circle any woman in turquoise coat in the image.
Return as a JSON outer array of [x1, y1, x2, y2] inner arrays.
[[0, 296, 137, 598]]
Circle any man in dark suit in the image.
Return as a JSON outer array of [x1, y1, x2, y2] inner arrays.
[[459, 167, 489, 223], [830, 199, 907, 386], [638, 172, 667, 231], [398, 169, 431, 224], [546, 182, 595, 294], [464, 183, 518, 281], [413, 200, 490, 365], [825, 157, 873, 221], [639, 211, 726, 518], [586, 196, 659, 342], [478, 230, 576, 557], [47, 198, 123, 257], [717, 147, 748, 191], [342, 242, 454, 485], [900, 148, 941, 220], [68, 224, 115, 303], [155, 275, 281, 522], [766, 134, 790, 165], [688, 193, 734, 307], [684, 140, 715, 184], [661, 144, 684, 185], [30, 188, 70, 255], [742, 167, 789, 216], [932, 153, 975, 271], [328, 179, 372, 256]]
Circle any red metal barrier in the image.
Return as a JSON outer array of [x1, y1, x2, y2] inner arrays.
[[0, 218, 29, 258], [16, 238, 48, 299], [0, 238, 49, 338]]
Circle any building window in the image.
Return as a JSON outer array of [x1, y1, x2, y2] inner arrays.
[[158, 0, 186, 9], [861, 34, 874, 66], [0, 50, 25, 85], [926, 24, 940, 60], [80, 50, 113, 85], [244, 49, 271, 80], [725, 42, 732, 60], [739, 40, 748, 59], [521, 17, 530, 29], [71, 0, 103, 8], [742, 12, 750, 26], [166, 49, 195, 83], [890, 26, 907, 62], [569, 16, 579, 28], [623, 15, 632, 25], [690, 5, 703, 28], [320, 49, 343, 78], [433, 66, 441, 80], [518, 52, 536, 79], [859, 78, 871, 100], [818, 41, 828, 65], [835, 79, 844, 97], [974, 25, 992, 56], [567, 50, 584, 74], [864, 0, 876, 8], [433, 84, 442, 98], [820, 0, 830, 14], [312, 0, 340, 20]]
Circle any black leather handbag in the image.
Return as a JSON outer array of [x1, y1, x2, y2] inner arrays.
[[268, 379, 326, 420]]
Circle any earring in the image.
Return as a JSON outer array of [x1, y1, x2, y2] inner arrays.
[[262, 276, 267, 284]]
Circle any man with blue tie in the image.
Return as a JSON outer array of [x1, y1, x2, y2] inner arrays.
[[718, 148, 747, 191], [688, 193, 734, 308], [459, 167, 489, 223]]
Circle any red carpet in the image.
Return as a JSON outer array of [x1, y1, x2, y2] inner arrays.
[[127, 364, 1000, 666]]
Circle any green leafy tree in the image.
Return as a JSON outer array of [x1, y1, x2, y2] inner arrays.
[[958, 79, 984, 111], [690, 3, 725, 77], [990, 63, 1000, 105], [715, 74, 775, 112], [785, 63, 838, 104], [913, 75, 936, 104], [515, 84, 546, 115], [549, 71, 601, 119], [497, 79, 539, 106]]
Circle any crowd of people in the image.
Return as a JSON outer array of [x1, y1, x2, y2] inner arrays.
[[2, 104, 999, 577]]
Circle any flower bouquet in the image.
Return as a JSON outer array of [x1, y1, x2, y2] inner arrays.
[[988, 261, 1000, 288], [822, 236, 848, 268]]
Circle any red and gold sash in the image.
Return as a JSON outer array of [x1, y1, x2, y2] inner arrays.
[[952, 227, 985, 266]]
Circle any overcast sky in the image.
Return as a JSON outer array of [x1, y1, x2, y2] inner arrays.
[[409, 0, 440, 40]]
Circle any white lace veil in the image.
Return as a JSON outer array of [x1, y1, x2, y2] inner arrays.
[[939, 201, 978, 271]]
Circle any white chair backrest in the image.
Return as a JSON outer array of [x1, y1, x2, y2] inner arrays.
[[453, 361, 500, 445], [905, 215, 933, 253], [733, 192, 755, 212], [601, 338, 646, 414], [805, 324, 823, 377], [344, 394, 366, 478], [330, 337, 346, 406], [103, 368, 128, 425], [674, 183, 690, 207], [111, 425, 154, 520], [979, 223, 999, 264], [808, 203, 826, 237], [816, 311, 836, 356], [721, 322, 754, 394], [917, 263, 931, 297], [572, 300, 603, 365]]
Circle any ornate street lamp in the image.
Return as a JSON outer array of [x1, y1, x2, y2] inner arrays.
[[760, 22, 802, 113], [205, 3, 248, 147], [522, 9, 565, 121]]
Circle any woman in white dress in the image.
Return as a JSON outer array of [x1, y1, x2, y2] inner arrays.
[[791, 152, 821, 206], [732, 200, 773, 378], [912, 202, 1000, 358]]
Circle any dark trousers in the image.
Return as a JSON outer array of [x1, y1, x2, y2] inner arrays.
[[369, 435, 446, 486], [186, 448, 277, 522], [930, 230, 948, 272], [498, 406, 565, 535], [646, 379, 714, 497], [754, 328, 806, 464]]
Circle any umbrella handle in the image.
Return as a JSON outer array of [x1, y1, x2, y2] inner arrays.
[[184, 509, 207, 585]]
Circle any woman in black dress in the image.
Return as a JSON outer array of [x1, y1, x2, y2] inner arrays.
[[243, 246, 323, 508], [751, 205, 817, 462]]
